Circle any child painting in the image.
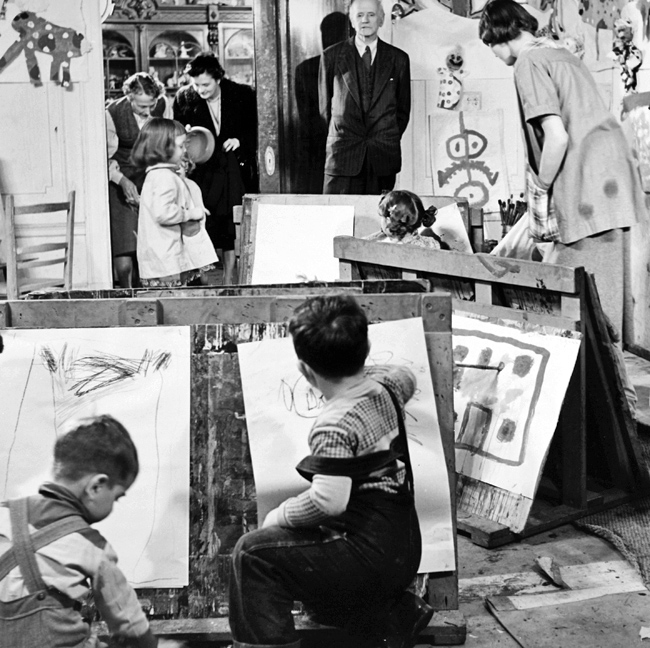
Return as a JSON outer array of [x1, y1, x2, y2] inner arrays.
[[131, 117, 218, 288], [366, 190, 444, 249], [0, 415, 184, 648]]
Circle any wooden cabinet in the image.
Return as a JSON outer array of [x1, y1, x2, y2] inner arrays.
[[102, 2, 253, 99]]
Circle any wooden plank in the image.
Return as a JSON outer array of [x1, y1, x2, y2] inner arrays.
[[451, 300, 580, 330], [95, 609, 467, 645], [423, 293, 458, 610], [334, 236, 581, 292], [557, 345, 588, 509]]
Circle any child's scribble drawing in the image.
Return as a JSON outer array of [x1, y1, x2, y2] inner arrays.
[[0, 327, 191, 588]]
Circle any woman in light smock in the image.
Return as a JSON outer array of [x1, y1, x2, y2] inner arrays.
[[480, 0, 646, 337]]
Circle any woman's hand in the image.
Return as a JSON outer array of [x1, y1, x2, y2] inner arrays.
[[222, 138, 240, 152]]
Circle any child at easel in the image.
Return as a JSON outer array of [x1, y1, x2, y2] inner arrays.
[[366, 190, 444, 249], [131, 118, 217, 288], [0, 415, 185, 648]]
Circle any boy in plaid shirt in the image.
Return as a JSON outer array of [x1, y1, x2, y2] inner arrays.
[[229, 295, 433, 648]]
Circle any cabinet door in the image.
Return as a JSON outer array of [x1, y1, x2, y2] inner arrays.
[[102, 26, 140, 100], [145, 26, 207, 96], [218, 23, 255, 87]]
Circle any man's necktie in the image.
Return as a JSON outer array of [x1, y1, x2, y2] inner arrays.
[[362, 46, 372, 71]]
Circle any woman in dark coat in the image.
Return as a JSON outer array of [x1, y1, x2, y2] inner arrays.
[[173, 53, 258, 285]]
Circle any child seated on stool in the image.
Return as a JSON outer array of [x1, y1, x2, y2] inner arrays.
[[0, 415, 184, 648], [228, 295, 433, 648], [367, 189, 445, 249]]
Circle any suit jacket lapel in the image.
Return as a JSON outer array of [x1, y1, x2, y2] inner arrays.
[[337, 38, 361, 109], [370, 39, 395, 110]]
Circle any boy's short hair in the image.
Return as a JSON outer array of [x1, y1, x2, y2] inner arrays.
[[289, 295, 369, 379], [53, 415, 139, 486], [479, 0, 538, 45]]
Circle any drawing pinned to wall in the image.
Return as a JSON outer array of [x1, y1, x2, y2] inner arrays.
[[0, 2, 90, 86], [578, 0, 627, 56], [429, 108, 509, 212], [437, 45, 467, 110], [238, 317, 456, 573], [452, 314, 581, 499], [0, 326, 191, 587], [610, 17, 643, 92], [250, 203, 354, 284]]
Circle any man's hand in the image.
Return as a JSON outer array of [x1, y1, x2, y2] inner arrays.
[[119, 176, 140, 206], [222, 138, 240, 152]]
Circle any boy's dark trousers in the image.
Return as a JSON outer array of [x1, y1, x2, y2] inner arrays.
[[228, 489, 421, 648]]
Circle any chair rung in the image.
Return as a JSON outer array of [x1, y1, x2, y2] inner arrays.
[[19, 257, 66, 270], [14, 203, 71, 215], [18, 242, 68, 255]]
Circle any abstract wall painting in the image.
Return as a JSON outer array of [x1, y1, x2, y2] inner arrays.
[[429, 108, 510, 212], [238, 317, 456, 573], [452, 315, 581, 499], [0, 326, 191, 587]]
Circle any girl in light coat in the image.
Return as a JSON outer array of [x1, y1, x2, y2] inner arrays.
[[131, 117, 217, 287]]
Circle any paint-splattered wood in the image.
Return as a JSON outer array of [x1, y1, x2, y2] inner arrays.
[[334, 235, 582, 293]]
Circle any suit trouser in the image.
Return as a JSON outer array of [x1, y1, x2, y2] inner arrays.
[[323, 154, 396, 195]]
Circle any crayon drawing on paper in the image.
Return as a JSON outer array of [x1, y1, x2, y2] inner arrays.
[[0, 326, 191, 587]]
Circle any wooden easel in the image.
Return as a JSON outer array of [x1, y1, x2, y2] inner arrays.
[[334, 237, 650, 548], [0, 285, 466, 646]]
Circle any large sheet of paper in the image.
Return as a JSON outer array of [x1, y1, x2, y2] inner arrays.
[[251, 203, 354, 284], [453, 315, 581, 498], [238, 317, 455, 573], [0, 327, 191, 587]]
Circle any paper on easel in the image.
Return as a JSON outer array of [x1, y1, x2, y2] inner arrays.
[[251, 203, 354, 284]]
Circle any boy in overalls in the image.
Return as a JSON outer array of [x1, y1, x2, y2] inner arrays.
[[229, 295, 434, 648], [0, 415, 184, 648]]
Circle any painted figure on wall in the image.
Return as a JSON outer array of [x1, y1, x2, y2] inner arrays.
[[0, 11, 85, 88]]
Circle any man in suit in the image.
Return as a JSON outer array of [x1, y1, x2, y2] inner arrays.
[[174, 53, 258, 285], [319, 0, 411, 195]]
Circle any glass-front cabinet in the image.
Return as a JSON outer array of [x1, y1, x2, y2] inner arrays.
[[102, 2, 253, 100]]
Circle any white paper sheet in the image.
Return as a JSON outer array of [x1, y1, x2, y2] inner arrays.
[[453, 315, 581, 498], [251, 203, 355, 284], [430, 202, 473, 253], [238, 317, 455, 573], [0, 326, 191, 587]]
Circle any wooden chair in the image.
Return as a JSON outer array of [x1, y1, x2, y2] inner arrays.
[[3, 191, 75, 299]]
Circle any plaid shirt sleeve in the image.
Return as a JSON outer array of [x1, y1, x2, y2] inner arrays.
[[281, 366, 416, 527], [526, 167, 560, 242]]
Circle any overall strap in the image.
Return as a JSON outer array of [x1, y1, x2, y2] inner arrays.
[[0, 499, 89, 587], [381, 383, 415, 495]]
